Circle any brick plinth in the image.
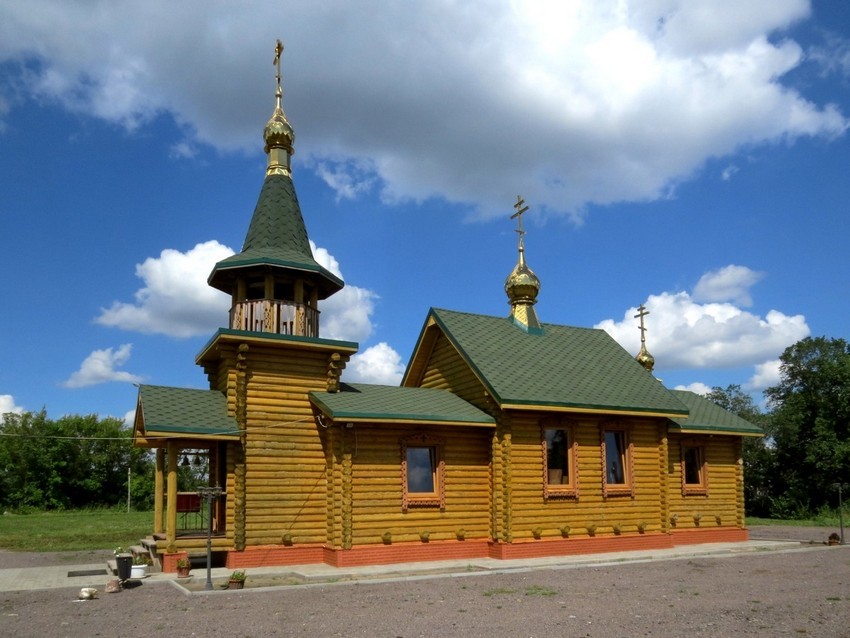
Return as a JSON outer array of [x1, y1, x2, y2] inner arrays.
[[324, 540, 491, 568], [225, 544, 325, 569], [212, 528, 751, 571], [488, 533, 674, 560], [162, 552, 189, 573], [668, 527, 749, 545]]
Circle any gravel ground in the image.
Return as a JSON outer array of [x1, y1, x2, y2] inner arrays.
[[1, 527, 849, 637]]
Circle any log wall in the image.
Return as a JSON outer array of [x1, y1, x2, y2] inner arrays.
[[506, 413, 665, 539], [210, 339, 350, 548], [332, 424, 493, 546], [666, 433, 741, 530]]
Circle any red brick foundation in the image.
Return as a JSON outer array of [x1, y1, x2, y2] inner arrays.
[[323, 540, 491, 567], [162, 552, 188, 573], [225, 544, 325, 569], [216, 528, 752, 570], [668, 527, 749, 545], [487, 532, 674, 559]]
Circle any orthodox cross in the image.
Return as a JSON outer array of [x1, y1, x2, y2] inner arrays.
[[273, 40, 284, 98], [511, 195, 529, 240], [634, 303, 650, 345]]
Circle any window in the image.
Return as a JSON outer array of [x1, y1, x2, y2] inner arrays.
[[401, 434, 445, 511], [542, 420, 578, 498], [681, 442, 708, 496], [601, 425, 634, 497]]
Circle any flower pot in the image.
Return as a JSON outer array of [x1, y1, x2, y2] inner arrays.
[[177, 566, 191, 578], [115, 553, 133, 581], [228, 579, 245, 590], [130, 564, 149, 579]]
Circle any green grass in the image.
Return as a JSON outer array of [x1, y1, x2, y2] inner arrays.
[[747, 515, 845, 527], [0, 509, 152, 552]]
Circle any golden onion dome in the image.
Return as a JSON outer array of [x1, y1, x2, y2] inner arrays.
[[504, 247, 541, 305], [263, 100, 295, 155], [636, 344, 655, 372]]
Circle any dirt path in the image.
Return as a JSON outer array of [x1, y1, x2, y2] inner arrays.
[[1, 527, 848, 637]]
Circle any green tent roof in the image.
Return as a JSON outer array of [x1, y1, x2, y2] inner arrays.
[[409, 308, 689, 417], [310, 383, 496, 426], [669, 390, 763, 436], [208, 174, 343, 297], [136, 385, 239, 437]]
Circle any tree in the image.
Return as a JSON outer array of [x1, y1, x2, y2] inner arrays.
[[765, 337, 850, 517], [0, 410, 154, 510], [705, 384, 775, 517]]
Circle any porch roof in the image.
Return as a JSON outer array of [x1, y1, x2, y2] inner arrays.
[[134, 384, 240, 440], [309, 383, 496, 427], [668, 390, 763, 436]]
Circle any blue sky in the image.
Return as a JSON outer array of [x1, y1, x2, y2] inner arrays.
[[1, 0, 848, 423]]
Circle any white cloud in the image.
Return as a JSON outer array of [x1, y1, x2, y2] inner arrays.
[[721, 164, 739, 181], [319, 285, 377, 344], [0, 1, 845, 221], [123, 409, 136, 427], [808, 31, 850, 79], [97, 236, 382, 346], [0, 394, 24, 420], [314, 158, 376, 201], [746, 359, 782, 392], [96, 240, 234, 338], [310, 240, 378, 343], [674, 382, 712, 396], [344, 342, 405, 385], [692, 264, 764, 306], [595, 271, 809, 370], [63, 344, 143, 388]]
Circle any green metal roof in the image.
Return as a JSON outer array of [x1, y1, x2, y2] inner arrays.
[[410, 308, 689, 416], [136, 385, 239, 437], [208, 174, 343, 297], [310, 383, 496, 426], [669, 390, 763, 436]]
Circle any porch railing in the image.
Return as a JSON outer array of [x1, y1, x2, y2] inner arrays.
[[229, 299, 319, 337]]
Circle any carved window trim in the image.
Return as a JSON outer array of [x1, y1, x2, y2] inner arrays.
[[681, 438, 709, 496], [541, 418, 579, 499], [601, 422, 635, 498], [401, 433, 445, 512]]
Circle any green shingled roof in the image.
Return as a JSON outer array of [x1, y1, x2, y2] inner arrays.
[[411, 308, 688, 416], [310, 383, 496, 426], [136, 385, 239, 437], [669, 390, 763, 436], [208, 174, 343, 297]]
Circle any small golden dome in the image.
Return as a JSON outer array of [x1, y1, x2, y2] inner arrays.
[[505, 248, 540, 305], [636, 344, 655, 372], [263, 103, 295, 155]]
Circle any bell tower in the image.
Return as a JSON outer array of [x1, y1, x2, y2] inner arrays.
[[207, 40, 343, 337]]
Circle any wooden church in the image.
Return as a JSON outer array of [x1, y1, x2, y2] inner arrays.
[[133, 43, 761, 571]]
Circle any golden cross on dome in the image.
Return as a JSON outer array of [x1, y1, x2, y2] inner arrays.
[[273, 39, 284, 97], [634, 304, 650, 344], [511, 195, 529, 238]]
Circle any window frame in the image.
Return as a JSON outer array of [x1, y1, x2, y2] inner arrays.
[[401, 433, 445, 511], [541, 418, 579, 499], [601, 423, 634, 498], [680, 439, 709, 496]]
